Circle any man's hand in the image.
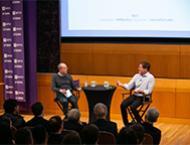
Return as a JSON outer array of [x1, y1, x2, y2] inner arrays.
[[116, 80, 123, 87], [59, 88, 66, 95], [76, 87, 82, 91]]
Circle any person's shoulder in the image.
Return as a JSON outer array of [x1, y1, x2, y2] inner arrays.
[[109, 120, 117, 127], [66, 73, 72, 78], [132, 73, 139, 79], [148, 72, 154, 77], [153, 126, 161, 134], [25, 119, 34, 126], [143, 122, 160, 133], [52, 73, 58, 78]]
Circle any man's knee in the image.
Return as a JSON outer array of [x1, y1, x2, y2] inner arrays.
[[130, 105, 138, 111], [69, 96, 78, 108], [120, 101, 128, 110]]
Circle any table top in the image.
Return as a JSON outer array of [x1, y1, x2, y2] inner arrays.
[[82, 85, 116, 91]]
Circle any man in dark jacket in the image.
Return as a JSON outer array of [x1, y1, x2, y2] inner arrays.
[[52, 63, 79, 115], [142, 108, 161, 145], [92, 103, 118, 137], [26, 102, 48, 128]]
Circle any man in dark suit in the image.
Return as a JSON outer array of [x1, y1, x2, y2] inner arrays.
[[26, 102, 48, 128], [142, 108, 161, 145], [92, 103, 118, 137]]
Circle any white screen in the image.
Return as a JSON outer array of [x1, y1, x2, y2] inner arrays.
[[61, 0, 190, 38]]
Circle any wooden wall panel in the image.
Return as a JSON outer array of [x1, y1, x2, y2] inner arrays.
[[61, 43, 182, 78], [180, 45, 190, 78], [176, 80, 190, 118], [37, 73, 190, 120], [151, 79, 176, 118]]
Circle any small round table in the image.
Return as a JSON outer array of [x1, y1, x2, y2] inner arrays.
[[83, 85, 116, 123]]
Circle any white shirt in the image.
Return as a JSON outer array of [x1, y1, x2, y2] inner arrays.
[[123, 72, 155, 96]]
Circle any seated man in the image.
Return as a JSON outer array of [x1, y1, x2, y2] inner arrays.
[[142, 108, 161, 145], [26, 102, 48, 128], [117, 61, 155, 126], [52, 62, 79, 115], [92, 103, 118, 137]]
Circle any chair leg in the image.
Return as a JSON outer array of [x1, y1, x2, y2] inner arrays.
[[128, 107, 136, 122], [140, 104, 150, 118], [56, 101, 65, 114]]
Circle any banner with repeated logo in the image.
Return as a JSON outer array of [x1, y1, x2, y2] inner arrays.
[[1, 0, 26, 102]]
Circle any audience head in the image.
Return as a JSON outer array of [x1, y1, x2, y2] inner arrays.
[[48, 115, 63, 134], [93, 103, 108, 120], [145, 107, 160, 124], [0, 119, 13, 144], [15, 127, 33, 145], [31, 102, 44, 117], [117, 127, 138, 145], [138, 61, 151, 75], [67, 108, 81, 122], [32, 125, 48, 144], [81, 124, 99, 145], [3, 99, 19, 115], [58, 62, 68, 74], [130, 123, 145, 144], [61, 131, 81, 145]]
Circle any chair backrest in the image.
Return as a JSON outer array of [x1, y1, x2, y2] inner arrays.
[[142, 133, 153, 145], [98, 131, 116, 145]]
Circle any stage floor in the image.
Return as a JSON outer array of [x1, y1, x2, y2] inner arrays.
[[23, 114, 190, 145]]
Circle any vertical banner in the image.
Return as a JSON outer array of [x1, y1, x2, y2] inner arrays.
[[1, 0, 26, 102]]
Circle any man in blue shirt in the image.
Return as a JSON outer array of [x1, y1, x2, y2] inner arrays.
[[117, 61, 155, 126]]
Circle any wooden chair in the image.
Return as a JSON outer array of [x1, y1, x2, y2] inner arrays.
[[54, 80, 81, 114], [98, 131, 116, 145], [142, 133, 153, 145], [122, 89, 152, 123]]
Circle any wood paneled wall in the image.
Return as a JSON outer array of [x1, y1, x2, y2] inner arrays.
[[37, 73, 190, 120], [61, 43, 190, 79]]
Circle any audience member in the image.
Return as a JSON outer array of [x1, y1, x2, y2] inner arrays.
[[61, 131, 81, 145], [0, 99, 25, 128], [47, 115, 64, 144], [64, 108, 85, 133], [26, 102, 48, 127], [142, 107, 161, 145], [93, 103, 118, 137], [0, 118, 14, 144], [81, 124, 99, 145], [15, 127, 33, 145], [130, 123, 145, 144], [31, 125, 48, 144], [117, 127, 138, 145]]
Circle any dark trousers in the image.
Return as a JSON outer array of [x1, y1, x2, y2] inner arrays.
[[57, 95, 78, 115], [120, 95, 143, 126]]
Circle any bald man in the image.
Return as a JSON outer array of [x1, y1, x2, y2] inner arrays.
[[52, 63, 78, 115]]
